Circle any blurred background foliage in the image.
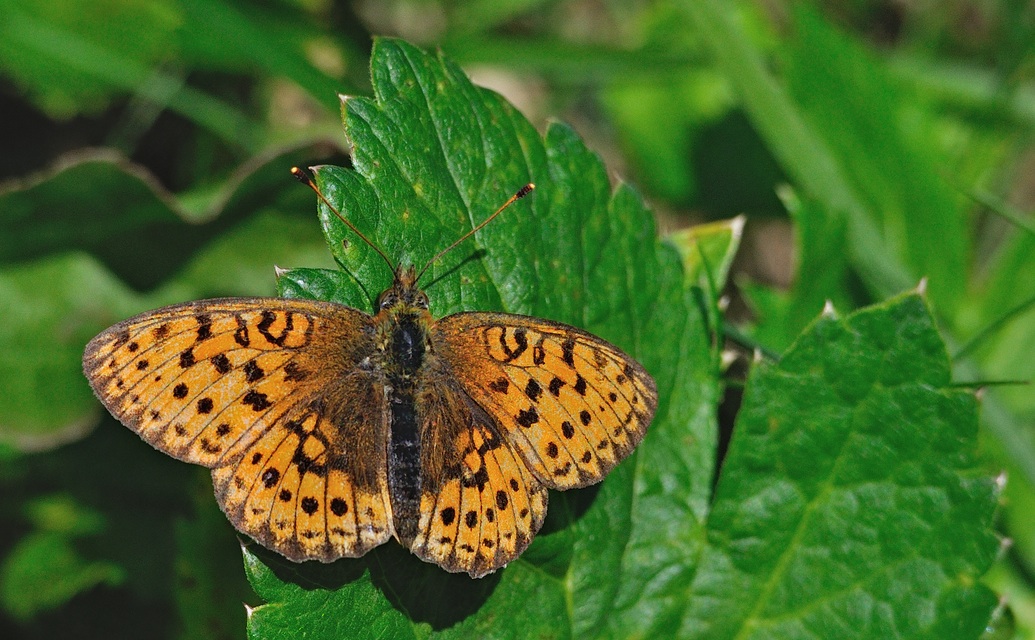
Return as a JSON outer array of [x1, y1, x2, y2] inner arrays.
[[0, 0, 1033, 638]]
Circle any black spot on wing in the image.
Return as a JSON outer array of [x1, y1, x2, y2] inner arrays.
[[561, 337, 576, 367], [211, 353, 231, 374], [283, 362, 308, 382], [440, 508, 456, 526], [574, 374, 587, 396], [196, 314, 213, 341], [257, 310, 294, 346], [516, 407, 539, 428], [499, 327, 528, 362], [548, 377, 565, 396], [561, 421, 575, 439], [330, 498, 348, 516], [243, 390, 272, 411], [524, 379, 543, 402], [243, 360, 264, 382], [233, 315, 250, 347], [261, 468, 280, 488]]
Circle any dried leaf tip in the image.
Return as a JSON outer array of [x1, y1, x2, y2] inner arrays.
[[273, 265, 288, 278], [995, 471, 1008, 491], [822, 300, 837, 317], [998, 536, 1014, 556], [729, 214, 747, 239], [915, 277, 929, 295]]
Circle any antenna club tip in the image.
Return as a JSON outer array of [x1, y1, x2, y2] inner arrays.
[[290, 166, 313, 186], [516, 183, 535, 198]]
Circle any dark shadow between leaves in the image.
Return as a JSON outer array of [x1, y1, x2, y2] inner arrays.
[[244, 538, 500, 630], [245, 540, 369, 590], [243, 484, 608, 631], [367, 544, 501, 630], [539, 484, 601, 537]]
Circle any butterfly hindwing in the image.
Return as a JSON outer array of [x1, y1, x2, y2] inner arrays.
[[432, 312, 658, 490], [406, 370, 548, 578], [211, 374, 393, 561]]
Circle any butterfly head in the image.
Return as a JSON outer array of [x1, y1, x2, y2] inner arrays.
[[375, 265, 430, 315]]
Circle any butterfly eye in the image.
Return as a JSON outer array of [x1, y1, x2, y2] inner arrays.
[[379, 293, 398, 310], [416, 292, 429, 309]]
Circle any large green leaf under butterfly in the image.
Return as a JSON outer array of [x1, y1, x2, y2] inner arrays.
[[248, 37, 716, 639]]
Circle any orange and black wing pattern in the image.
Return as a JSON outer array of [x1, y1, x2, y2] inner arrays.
[[432, 312, 657, 491], [406, 369, 548, 578], [82, 298, 394, 561]]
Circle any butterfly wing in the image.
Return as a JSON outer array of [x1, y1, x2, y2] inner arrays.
[[431, 313, 657, 490], [406, 370, 548, 578], [82, 298, 393, 561]]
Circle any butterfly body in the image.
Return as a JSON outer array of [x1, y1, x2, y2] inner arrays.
[[84, 260, 656, 578]]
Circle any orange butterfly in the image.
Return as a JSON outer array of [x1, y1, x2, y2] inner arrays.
[[82, 171, 657, 578]]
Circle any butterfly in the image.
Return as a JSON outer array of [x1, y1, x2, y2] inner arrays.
[[82, 169, 658, 578]]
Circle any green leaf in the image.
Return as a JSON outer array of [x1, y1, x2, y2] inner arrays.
[[0, 143, 339, 290], [682, 293, 1000, 639], [782, 8, 968, 312], [245, 38, 718, 639], [0, 144, 337, 451], [0, 254, 138, 451], [667, 215, 745, 293], [744, 187, 853, 353], [173, 474, 252, 640], [0, 496, 125, 621]]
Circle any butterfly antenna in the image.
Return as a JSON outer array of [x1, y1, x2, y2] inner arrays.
[[291, 167, 395, 272], [415, 183, 535, 283]]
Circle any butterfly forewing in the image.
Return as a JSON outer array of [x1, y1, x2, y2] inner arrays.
[[432, 313, 658, 490], [83, 298, 394, 561]]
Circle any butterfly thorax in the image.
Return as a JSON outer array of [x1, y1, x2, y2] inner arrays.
[[373, 265, 435, 543]]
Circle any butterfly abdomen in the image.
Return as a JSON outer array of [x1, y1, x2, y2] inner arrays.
[[384, 311, 430, 544]]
